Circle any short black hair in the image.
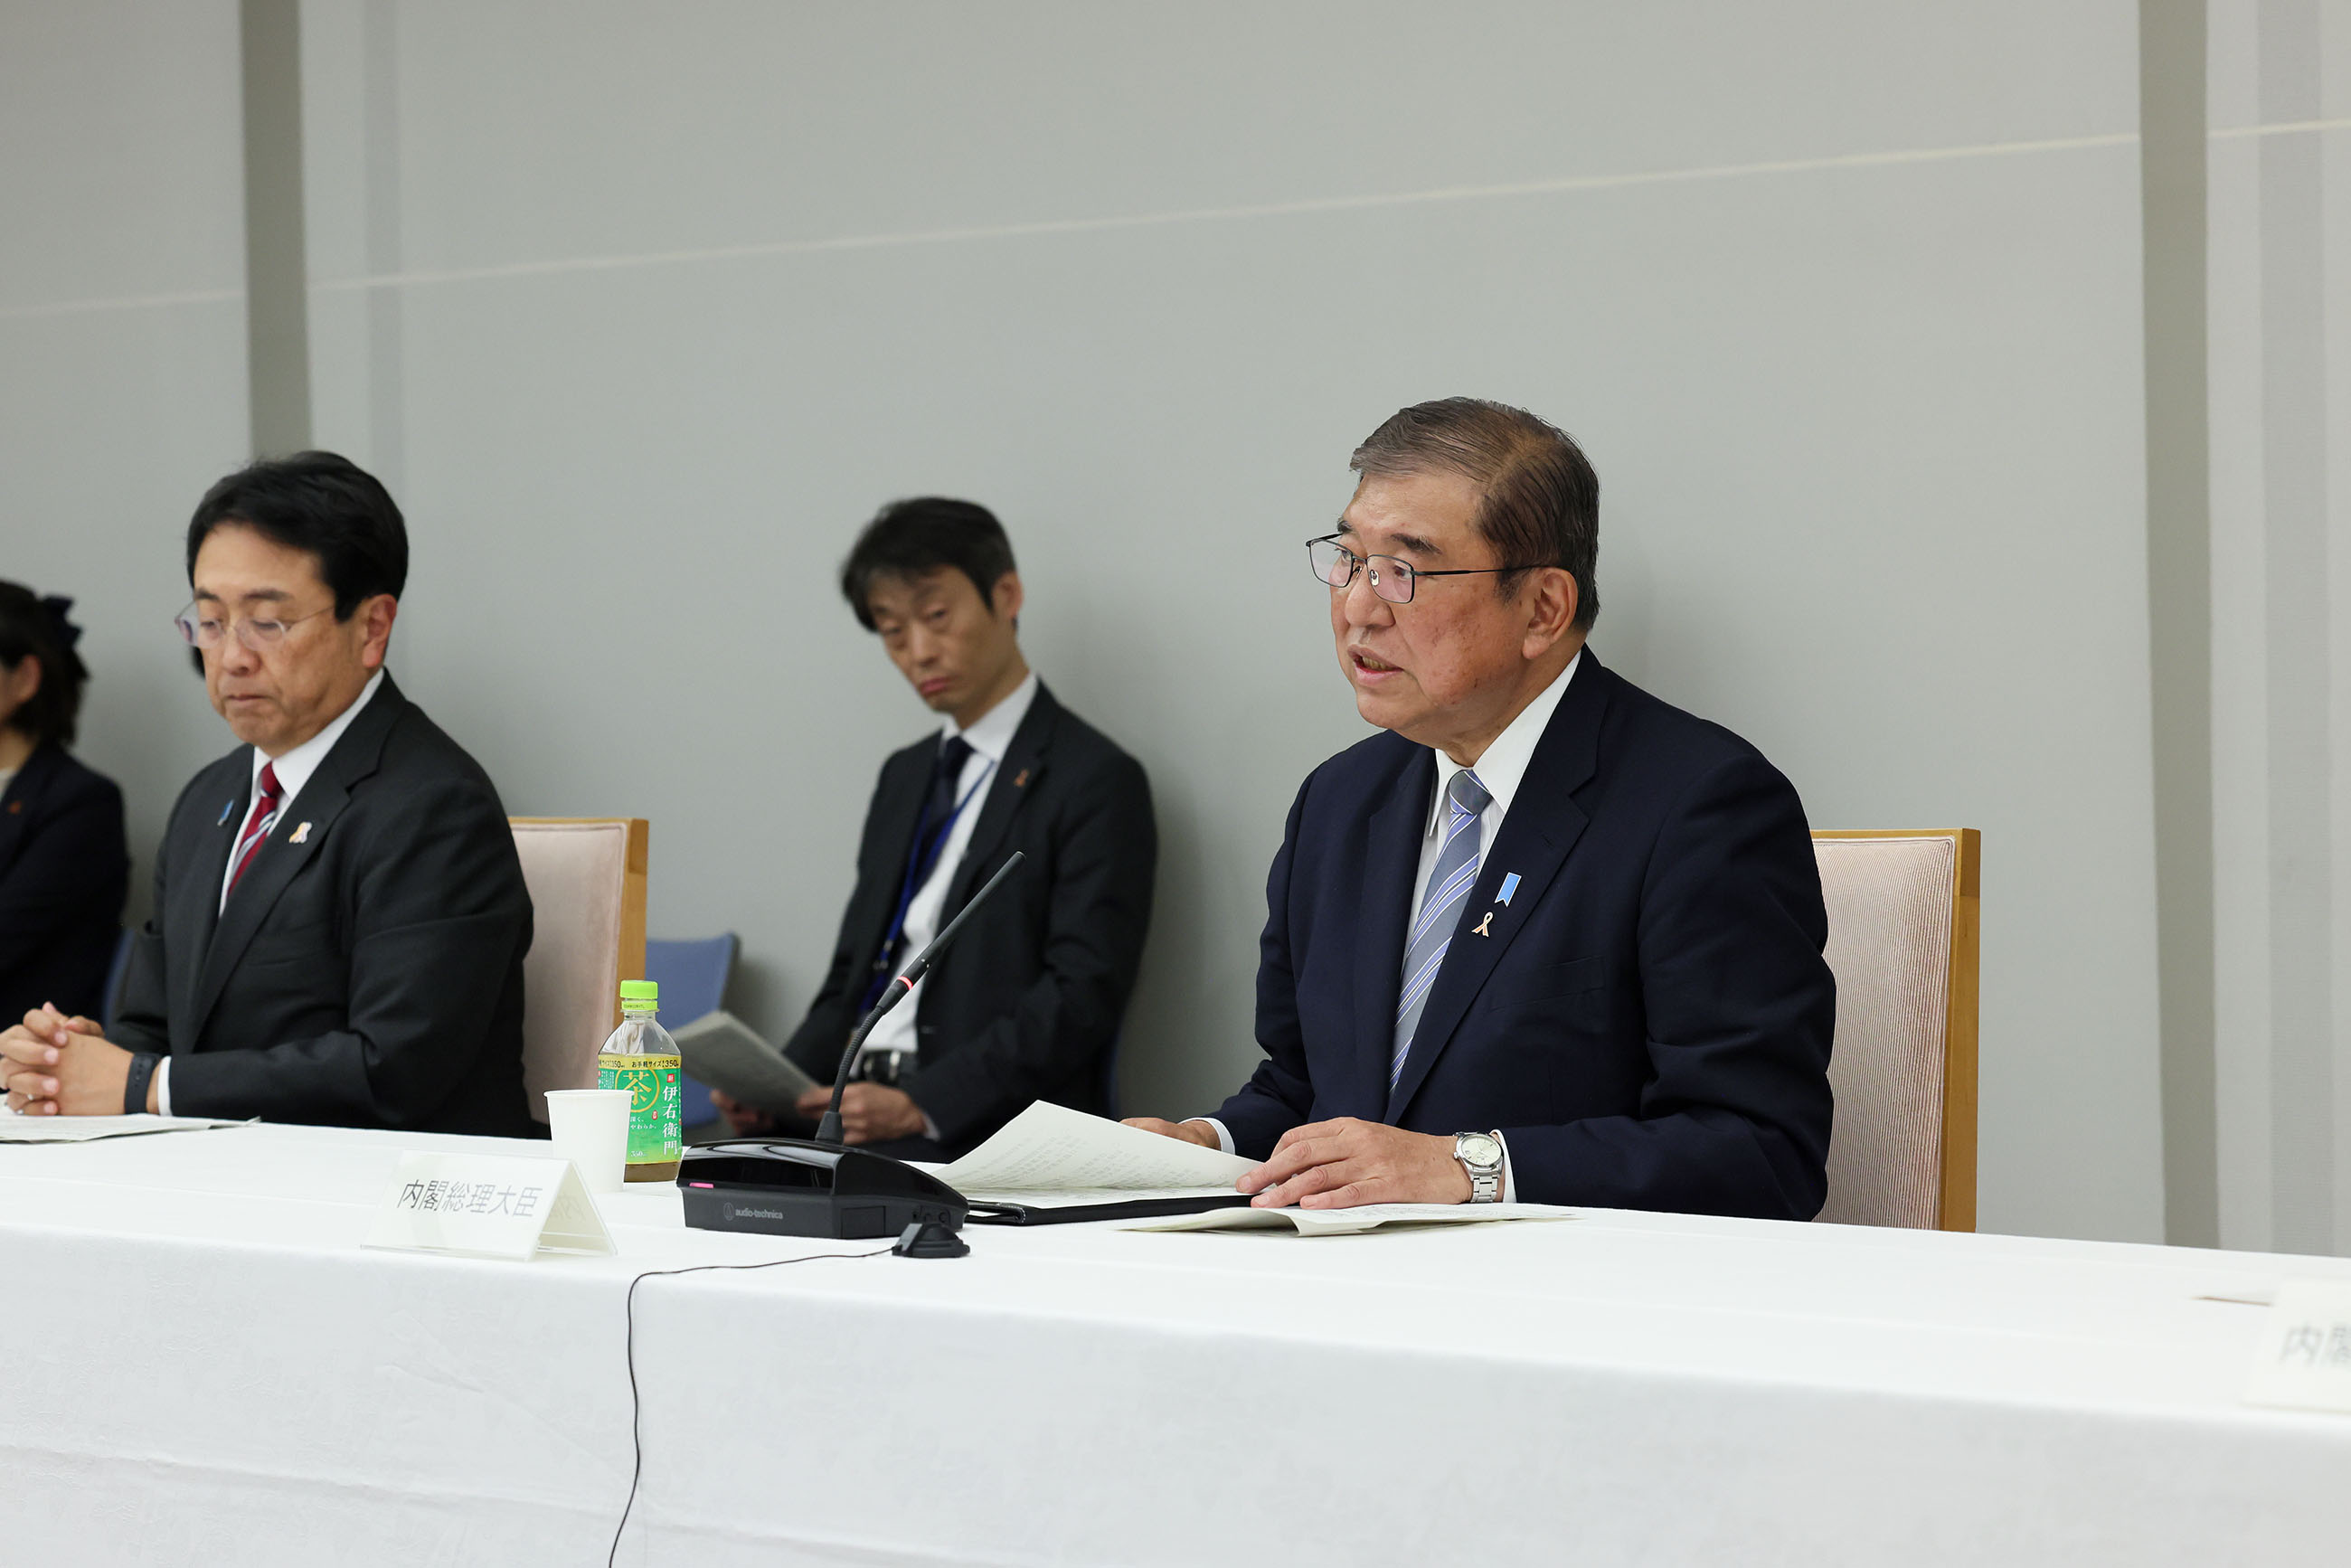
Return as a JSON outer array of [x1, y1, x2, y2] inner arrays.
[[0, 581, 91, 748], [838, 497, 1018, 631], [1351, 398, 1600, 630], [185, 451, 408, 619]]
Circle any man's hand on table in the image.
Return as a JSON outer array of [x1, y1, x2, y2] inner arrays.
[[794, 1082, 928, 1144], [1238, 1118, 1471, 1208], [3, 1006, 145, 1115]]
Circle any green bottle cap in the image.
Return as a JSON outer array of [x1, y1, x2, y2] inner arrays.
[[618, 979, 658, 1004]]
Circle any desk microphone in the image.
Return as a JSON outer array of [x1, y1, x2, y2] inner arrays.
[[675, 852, 1025, 1254], [817, 850, 1025, 1146]]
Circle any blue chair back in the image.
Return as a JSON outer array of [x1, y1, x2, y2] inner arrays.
[[646, 934, 738, 1129]]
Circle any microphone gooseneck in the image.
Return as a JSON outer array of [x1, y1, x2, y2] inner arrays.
[[815, 851, 1025, 1146]]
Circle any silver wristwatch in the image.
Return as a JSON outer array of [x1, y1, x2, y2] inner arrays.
[[1453, 1130, 1504, 1204]]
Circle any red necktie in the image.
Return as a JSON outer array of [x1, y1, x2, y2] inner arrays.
[[225, 762, 284, 902]]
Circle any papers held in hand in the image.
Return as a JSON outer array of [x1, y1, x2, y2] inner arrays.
[[670, 1010, 817, 1111], [937, 1101, 1257, 1225]]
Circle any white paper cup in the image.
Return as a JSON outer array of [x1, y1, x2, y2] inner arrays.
[[545, 1089, 631, 1194]]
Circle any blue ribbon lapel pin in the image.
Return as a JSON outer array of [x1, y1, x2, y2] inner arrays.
[[1497, 873, 1521, 906]]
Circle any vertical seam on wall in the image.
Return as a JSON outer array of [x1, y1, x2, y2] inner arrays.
[[364, 0, 405, 496], [2255, 0, 2336, 1255], [2140, 0, 2220, 1248], [240, 0, 311, 456]]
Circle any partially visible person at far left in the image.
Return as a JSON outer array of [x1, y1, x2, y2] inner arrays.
[[1, 453, 536, 1132], [0, 582, 129, 1031]]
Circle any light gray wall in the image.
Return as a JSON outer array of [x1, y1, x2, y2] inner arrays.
[[0, 0, 251, 921], [9, 2, 2167, 1242], [2205, 0, 2351, 1254]]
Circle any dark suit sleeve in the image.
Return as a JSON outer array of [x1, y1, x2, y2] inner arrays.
[[1500, 752, 1836, 1220], [777, 930, 862, 1093], [165, 775, 533, 1128], [904, 752, 1157, 1145], [778, 767, 896, 1096], [0, 776, 127, 980], [108, 796, 182, 1056], [1212, 777, 1318, 1151]]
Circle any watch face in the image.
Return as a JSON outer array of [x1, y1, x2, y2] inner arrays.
[[1459, 1133, 1502, 1168]]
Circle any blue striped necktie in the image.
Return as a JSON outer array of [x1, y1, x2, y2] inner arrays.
[[1392, 768, 1491, 1087]]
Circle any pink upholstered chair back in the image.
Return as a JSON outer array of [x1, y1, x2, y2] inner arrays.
[[508, 818, 648, 1124], [1812, 830, 1980, 1230]]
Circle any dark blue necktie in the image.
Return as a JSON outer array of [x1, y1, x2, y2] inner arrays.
[[914, 736, 976, 891]]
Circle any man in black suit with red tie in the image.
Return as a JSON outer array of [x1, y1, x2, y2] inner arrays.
[[713, 498, 1156, 1160], [1130, 399, 1835, 1218], [2, 454, 533, 1133]]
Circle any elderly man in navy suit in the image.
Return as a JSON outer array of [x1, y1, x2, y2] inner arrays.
[[1129, 398, 1835, 1218]]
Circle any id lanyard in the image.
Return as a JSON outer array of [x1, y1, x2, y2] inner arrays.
[[860, 756, 996, 1012]]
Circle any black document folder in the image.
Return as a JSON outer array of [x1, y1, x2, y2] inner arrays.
[[963, 1192, 1256, 1226]]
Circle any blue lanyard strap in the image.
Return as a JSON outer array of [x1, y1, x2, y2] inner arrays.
[[862, 757, 996, 1008]]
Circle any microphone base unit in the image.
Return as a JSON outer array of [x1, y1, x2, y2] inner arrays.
[[676, 1140, 970, 1246]]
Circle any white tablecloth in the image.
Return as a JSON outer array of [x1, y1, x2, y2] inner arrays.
[[5, 1120, 2349, 1566]]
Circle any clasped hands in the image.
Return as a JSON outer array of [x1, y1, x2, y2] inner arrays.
[[2, 1005, 148, 1116], [1123, 1115, 1472, 1208], [709, 1082, 928, 1145]]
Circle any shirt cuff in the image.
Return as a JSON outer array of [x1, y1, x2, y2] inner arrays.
[[154, 1056, 172, 1117], [1497, 1130, 1515, 1203], [1185, 1118, 1235, 1156], [921, 1111, 941, 1143]]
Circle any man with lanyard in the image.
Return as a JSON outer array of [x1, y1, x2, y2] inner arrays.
[[713, 497, 1157, 1158]]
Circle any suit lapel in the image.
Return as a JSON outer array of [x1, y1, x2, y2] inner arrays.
[[1383, 657, 1610, 1123], [170, 757, 250, 1053], [943, 685, 1060, 914], [1350, 748, 1430, 1119], [186, 680, 405, 1042], [0, 740, 55, 870], [870, 744, 934, 919]]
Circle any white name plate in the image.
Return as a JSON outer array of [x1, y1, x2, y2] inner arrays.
[[364, 1150, 614, 1261], [2244, 1280, 2351, 1413]]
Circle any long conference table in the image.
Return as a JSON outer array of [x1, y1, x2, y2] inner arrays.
[[5, 1120, 2350, 1565]]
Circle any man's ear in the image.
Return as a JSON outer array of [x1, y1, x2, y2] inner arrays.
[[358, 595, 400, 671], [1519, 568, 1579, 659], [991, 571, 1025, 622]]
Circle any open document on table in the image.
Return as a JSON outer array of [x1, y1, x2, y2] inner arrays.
[[928, 1100, 1258, 1224], [0, 1112, 250, 1144], [1123, 1202, 1579, 1236]]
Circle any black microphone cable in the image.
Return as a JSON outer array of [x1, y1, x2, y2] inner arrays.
[[608, 1246, 892, 1565]]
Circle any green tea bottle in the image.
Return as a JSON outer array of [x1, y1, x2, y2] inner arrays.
[[596, 979, 682, 1182]]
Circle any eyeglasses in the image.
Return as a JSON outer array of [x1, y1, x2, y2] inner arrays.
[[1306, 534, 1554, 605], [175, 604, 332, 652]]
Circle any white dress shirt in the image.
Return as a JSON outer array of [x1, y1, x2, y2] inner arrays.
[[862, 672, 1040, 1078], [156, 670, 385, 1114], [1196, 652, 1584, 1203]]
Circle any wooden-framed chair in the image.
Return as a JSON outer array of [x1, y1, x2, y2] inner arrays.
[[1811, 829, 1980, 1231], [508, 817, 648, 1124]]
